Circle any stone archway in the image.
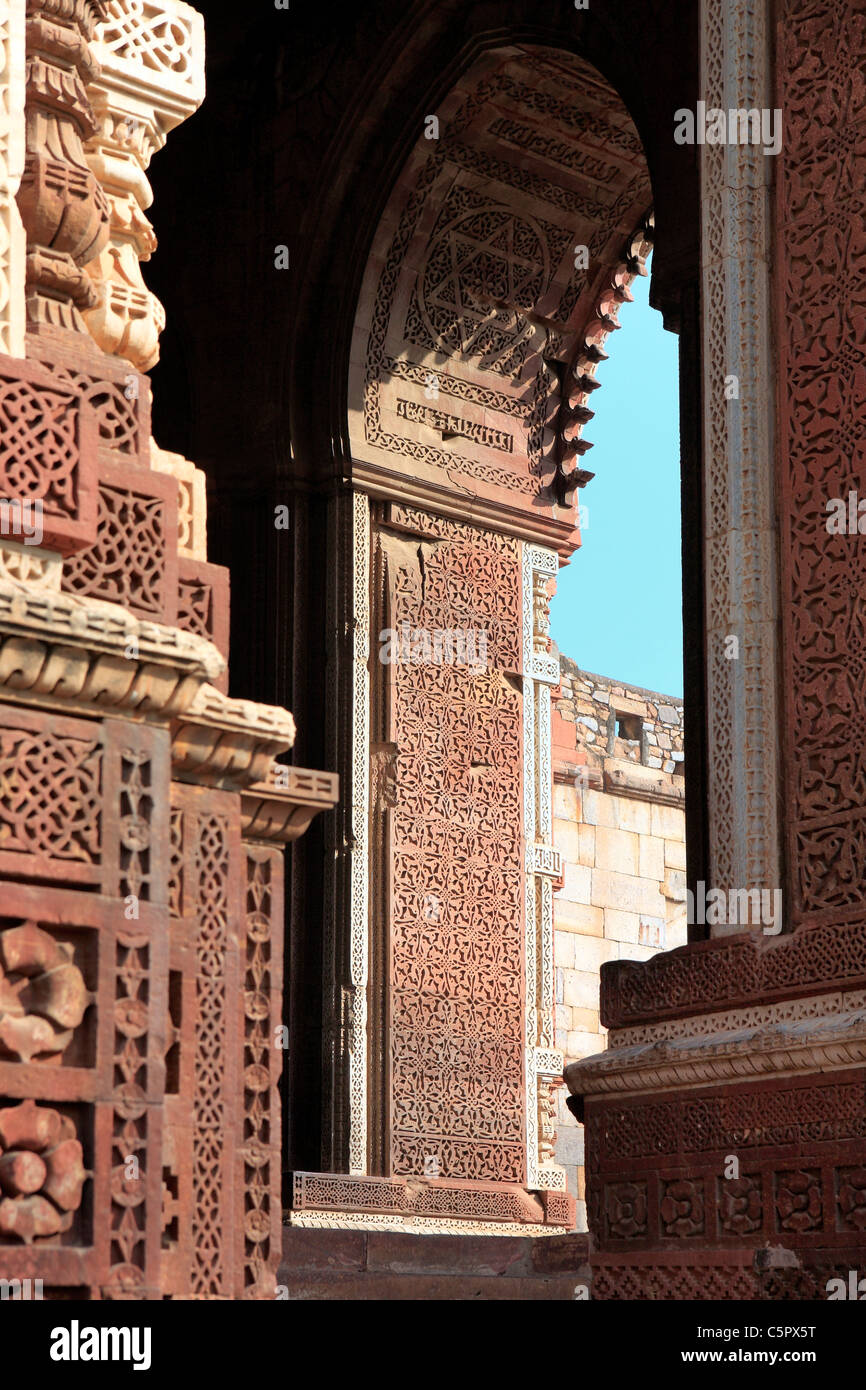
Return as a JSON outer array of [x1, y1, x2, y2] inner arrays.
[[305, 44, 663, 1227]]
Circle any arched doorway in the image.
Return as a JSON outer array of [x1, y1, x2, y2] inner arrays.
[[146, 0, 702, 1233]]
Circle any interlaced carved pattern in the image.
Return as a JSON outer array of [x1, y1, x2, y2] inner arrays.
[[0, 378, 79, 512], [191, 813, 229, 1297], [63, 482, 167, 617], [98, 0, 200, 93], [0, 729, 101, 863], [405, 184, 569, 378], [34, 360, 140, 457], [177, 575, 212, 640]]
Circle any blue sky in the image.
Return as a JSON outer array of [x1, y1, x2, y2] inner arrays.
[[549, 263, 684, 698]]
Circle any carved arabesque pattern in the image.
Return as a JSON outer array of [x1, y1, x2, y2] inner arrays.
[[0, 378, 79, 512], [602, 918, 866, 1027], [388, 513, 525, 1182], [776, 0, 866, 920]]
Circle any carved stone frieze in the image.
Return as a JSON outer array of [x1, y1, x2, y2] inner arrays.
[[291, 1170, 573, 1228]]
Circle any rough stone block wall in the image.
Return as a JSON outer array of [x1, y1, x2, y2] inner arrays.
[[550, 653, 686, 1224]]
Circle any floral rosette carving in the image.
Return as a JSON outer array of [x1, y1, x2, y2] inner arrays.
[[606, 1181, 647, 1239], [0, 921, 90, 1062], [0, 1098, 89, 1242]]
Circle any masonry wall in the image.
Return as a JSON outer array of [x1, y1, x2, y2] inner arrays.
[[550, 654, 686, 1224]]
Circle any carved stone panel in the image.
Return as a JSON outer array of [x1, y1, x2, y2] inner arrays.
[[376, 506, 526, 1184]]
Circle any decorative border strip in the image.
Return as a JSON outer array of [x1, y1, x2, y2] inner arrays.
[[700, 0, 781, 904], [610, 988, 866, 1048], [347, 492, 370, 1174], [522, 542, 566, 1192], [288, 1212, 563, 1238]]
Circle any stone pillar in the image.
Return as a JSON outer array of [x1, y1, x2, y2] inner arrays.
[[0, 0, 337, 1300], [567, 0, 866, 1299], [701, 0, 782, 928], [17, 0, 111, 330]]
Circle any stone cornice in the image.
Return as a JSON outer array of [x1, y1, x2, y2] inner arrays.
[[565, 1007, 866, 1098], [602, 757, 684, 805], [241, 764, 339, 843], [171, 685, 297, 790], [0, 579, 222, 716]]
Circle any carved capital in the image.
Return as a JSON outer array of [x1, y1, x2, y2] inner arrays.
[[171, 685, 296, 789], [17, 0, 111, 329], [82, 0, 205, 366]]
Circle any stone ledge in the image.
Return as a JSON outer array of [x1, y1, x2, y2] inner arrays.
[[241, 764, 340, 842], [601, 918, 866, 1028], [565, 1006, 866, 1098], [0, 580, 222, 717], [290, 1171, 575, 1230], [171, 684, 297, 789]]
